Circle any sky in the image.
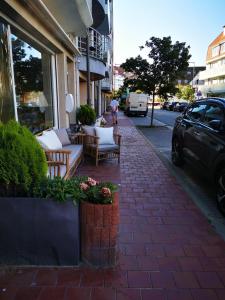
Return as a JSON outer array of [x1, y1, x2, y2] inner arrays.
[[113, 0, 225, 67]]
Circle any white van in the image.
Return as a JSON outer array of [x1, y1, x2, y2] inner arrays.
[[125, 92, 149, 117]]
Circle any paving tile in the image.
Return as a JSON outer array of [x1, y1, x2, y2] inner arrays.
[[190, 289, 219, 300], [164, 245, 185, 257], [150, 272, 175, 288], [14, 287, 42, 300], [80, 270, 104, 287], [173, 272, 199, 288], [216, 289, 225, 300], [183, 246, 205, 257], [104, 270, 128, 288], [141, 288, 166, 300], [116, 288, 141, 300], [127, 271, 151, 288], [57, 269, 81, 286], [0, 287, 18, 300], [166, 289, 194, 300], [195, 272, 224, 288], [34, 269, 57, 286], [157, 257, 180, 271], [91, 287, 116, 300], [38, 287, 65, 300], [178, 257, 203, 271], [65, 287, 91, 300], [137, 256, 159, 271], [201, 246, 225, 258]]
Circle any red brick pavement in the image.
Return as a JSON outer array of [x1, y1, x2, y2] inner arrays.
[[1, 113, 225, 299]]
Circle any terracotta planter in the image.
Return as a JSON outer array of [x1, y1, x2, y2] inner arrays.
[[80, 192, 119, 267]]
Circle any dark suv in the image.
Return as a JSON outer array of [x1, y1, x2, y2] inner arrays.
[[171, 98, 225, 215]]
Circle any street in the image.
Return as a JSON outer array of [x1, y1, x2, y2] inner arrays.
[[131, 108, 225, 240]]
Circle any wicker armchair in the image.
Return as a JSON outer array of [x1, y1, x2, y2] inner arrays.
[[84, 133, 121, 166]]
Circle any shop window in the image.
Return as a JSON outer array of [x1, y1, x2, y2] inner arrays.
[[11, 33, 53, 133]]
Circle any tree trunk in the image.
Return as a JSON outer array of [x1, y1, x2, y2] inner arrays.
[[150, 93, 155, 127]]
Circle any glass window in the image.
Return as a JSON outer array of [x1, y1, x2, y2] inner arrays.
[[203, 104, 224, 125], [212, 46, 219, 57], [0, 21, 15, 122], [186, 103, 207, 121], [221, 42, 225, 54], [11, 33, 53, 133]]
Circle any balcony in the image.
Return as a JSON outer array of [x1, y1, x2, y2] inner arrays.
[[199, 65, 225, 80], [78, 28, 107, 80], [101, 78, 112, 92], [42, 0, 93, 36]]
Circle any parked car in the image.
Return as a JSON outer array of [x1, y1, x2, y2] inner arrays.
[[171, 97, 225, 215], [168, 101, 179, 111], [161, 101, 169, 110], [173, 101, 189, 112]]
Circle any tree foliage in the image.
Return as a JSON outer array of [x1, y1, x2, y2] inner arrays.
[[176, 85, 195, 101], [121, 36, 191, 99], [120, 36, 191, 126]]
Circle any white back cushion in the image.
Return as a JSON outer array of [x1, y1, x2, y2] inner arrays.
[[36, 130, 62, 150], [95, 127, 115, 145]]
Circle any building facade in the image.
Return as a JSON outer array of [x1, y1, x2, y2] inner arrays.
[[199, 26, 225, 97], [0, 0, 113, 133], [77, 0, 113, 116]]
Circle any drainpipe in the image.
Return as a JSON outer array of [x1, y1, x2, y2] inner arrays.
[[86, 30, 91, 106]]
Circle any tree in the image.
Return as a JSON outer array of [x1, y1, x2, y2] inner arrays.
[[121, 36, 191, 126], [176, 85, 195, 101]]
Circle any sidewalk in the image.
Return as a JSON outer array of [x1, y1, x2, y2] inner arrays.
[[1, 113, 225, 300]]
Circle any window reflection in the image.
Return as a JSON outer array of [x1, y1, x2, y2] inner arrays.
[[11, 34, 53, 133], [0, 22, 15, 122]]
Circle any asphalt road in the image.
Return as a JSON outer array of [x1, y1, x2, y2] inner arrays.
[[131, 108, 225, 240]]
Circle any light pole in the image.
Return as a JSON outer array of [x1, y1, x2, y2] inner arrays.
[[189, 61, 195, 88], [86, 30, 91, 106]]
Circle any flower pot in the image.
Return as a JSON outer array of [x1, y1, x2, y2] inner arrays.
[[80, 192, 119, 267]]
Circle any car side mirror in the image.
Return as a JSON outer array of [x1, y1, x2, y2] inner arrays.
[[208, 119, 222, 131]]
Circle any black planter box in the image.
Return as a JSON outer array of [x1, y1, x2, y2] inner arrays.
[[0, 197, 80, 266]]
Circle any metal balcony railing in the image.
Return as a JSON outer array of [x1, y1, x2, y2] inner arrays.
[[78, 28, 110, 62]]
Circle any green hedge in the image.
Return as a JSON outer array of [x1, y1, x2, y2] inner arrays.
[[0, 120, 48, 196]]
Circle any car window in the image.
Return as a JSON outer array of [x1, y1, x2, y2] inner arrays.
[[186, 103, 207, 121], [203, 104, 224, 125]]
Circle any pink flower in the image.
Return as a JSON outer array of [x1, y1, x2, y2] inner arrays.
[[101, 187, 112, 198], [80, 182, 89, 191], [87, 177, 97, 186]]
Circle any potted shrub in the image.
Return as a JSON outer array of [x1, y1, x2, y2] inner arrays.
[[0, 121, 80, 266], [76, 104, 96, 125]]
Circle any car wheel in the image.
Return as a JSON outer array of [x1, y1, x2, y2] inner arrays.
[[171, 137, 184, 166], [216, 169, 225, 216]]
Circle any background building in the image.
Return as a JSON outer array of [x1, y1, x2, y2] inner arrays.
[[199, 26, 225, 97]]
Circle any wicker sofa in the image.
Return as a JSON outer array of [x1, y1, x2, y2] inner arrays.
[[36, 129, 84, 178]]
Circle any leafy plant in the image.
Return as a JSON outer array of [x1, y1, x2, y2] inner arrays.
[[0, 120, 48, 196], [34, 176, 117, 205], [76, 105, 96, 125]]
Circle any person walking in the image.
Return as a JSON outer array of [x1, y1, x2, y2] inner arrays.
[[110, 98, 119, 125]]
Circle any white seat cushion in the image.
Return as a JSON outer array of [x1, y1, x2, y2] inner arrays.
[[36, 130, 62, 150], [63, 145, 83, 166], [95, 127, 114, 145], [89, 144, 119, 152], [54, 128, 71, 146]]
